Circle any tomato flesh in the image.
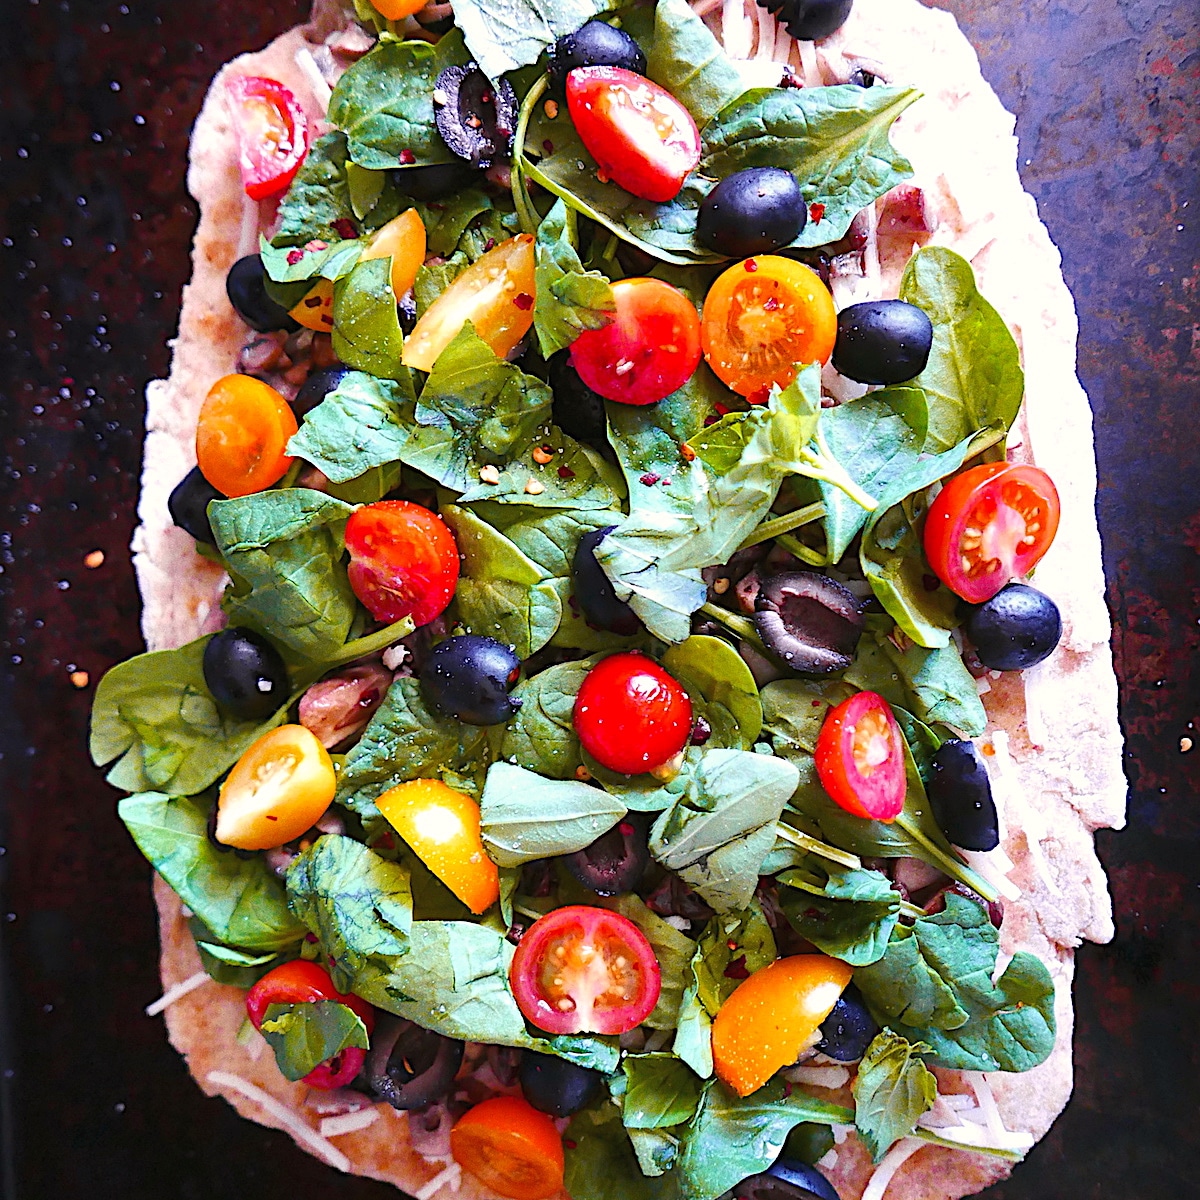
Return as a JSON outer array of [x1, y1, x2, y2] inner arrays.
[[360, 207, 426, 301], [566, 66, 701, 203], [375, 778, 500, 914], [245, 960, 375, 1090], [923, 461, 1061, 603], [226, 76, 311, 201], [344, 499, 460, 627], [569, 277, 701, 405], [509, 905, 661, 1035], [701, 256, 837, 398], [195, 374, 298, 498], [711, 955, 853, 1096], [451, 1096, 564, 1200], [573, 652, 693, 776], [813, 691, 906, 821]]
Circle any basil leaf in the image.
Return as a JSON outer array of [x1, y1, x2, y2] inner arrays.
[[622, 1053, 704, 1130], [260, 1000, 370, 1082], [778, 861, 901, 966], [498, 657, 594, 779], [118, 792, 304, 951], [332, 256, 408, 380], [565, 1105, 668, 1200], [534, 199, 615, 357], [662, 634, 763, 749], [645, 0, 744, 122], [852, 1030, 937, 1162]]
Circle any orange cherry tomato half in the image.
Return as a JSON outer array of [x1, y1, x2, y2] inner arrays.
[[509, 905, 661, 1035], [215, 724, 336, 850], [195, 374, 298, 498], [569, 277, 701, 405], [701, 256, 837, 398], [369, 0, 427, 19], [923, 461, 1061, 603], [344, 499, 460, 627], [566, 66, 701, 203], [712, 954, 853, 1096], [226, 76, 311, 202], [451, 1096, 565, 1200], [360, 207, 427, 301], [402, 235, 536, 373], [374, 778, 500, 915], [245, 960, 375, 1090], [814, 691, 906, 822]]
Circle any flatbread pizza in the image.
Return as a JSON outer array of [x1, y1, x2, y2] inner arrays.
[[92, 0, 1126, 1197]]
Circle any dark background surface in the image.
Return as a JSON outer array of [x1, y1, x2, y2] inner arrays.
[[0, 0, 1196, 1196]]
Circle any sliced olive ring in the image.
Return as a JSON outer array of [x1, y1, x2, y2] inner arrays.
[[753, 571, 866, 674]]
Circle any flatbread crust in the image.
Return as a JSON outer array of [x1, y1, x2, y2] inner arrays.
[[134, 1, 1126, 1195]]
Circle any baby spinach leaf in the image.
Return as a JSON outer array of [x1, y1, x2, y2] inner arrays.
[[118, 792, 305, 951], [194, 943, 279, 968], [586, 746, 705, 814], [899, 246, 1024, 452], [690, 903, 777, 1018], [852, 1030, 937, 1162], [332, 256, 409, 381], [498, 656, 594, 779], [645, 0, 744, 122], [626, 1128, 680, 1178], [413, 188, 495, 258], [622, 1054, 704, 1130], [565, 1105, 667, 1200], [273, 131, 357, 247], [606, 893, 695, 1029], [662, 635, 763, 749], [260, 236, 363, 284], [778, 861, 901, 966], [534, 200, 615, 357], [260, 1000, 370, 1082]]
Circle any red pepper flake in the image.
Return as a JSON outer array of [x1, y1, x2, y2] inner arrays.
[[321, 314, 334, 327], [922, 573, 941, 592], [763, 295, 781, 312], [557, 465, 576, 479], [723, 955, 750, 979], [812, 700, 822, 707], [484, 237, 496, 252], [564, 1140, 577, 1151], [286, 248, 305, 265], [398, 148, 415, 165], [619, 822, 635, 837], [513, 292, 534, 310], [331, 217, 358, 240], [304, 295, 323, 308], [640, 472, 660, 486], [542, 138, 555, 154], [265, 814, 278, 821], [743, 258, 758, 272], [747, 387, 770, 406], [305, 932, 320, 944], [305, 239, 328, 252], [783, 1081, 794, 1098], [714, 402, 731, 416], [703, 414, 720, 427], [809, 202, 826, 223], [727, 940, 739, 951]]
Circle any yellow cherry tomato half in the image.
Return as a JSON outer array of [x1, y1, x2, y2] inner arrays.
[[375, 778, 500, 914], [195, 374, 298, 498], [711, 954, 853, 1097], [215, 724, 336, 850], [700, 256, 837, 398], [402, 234, 536, 373], [289, 276, 335, 332], [360, 207, 426, 301]]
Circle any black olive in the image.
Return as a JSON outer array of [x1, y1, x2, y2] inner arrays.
[[697, 168, 807, 259], [849, 66, 876, 87], [645, 874, 716, 922], [572, 526, 641, 636], [831, 299, 933, 385], [927, 738, 1000, 851], [548, 20, 647, 92], [420, 634, 522, 725], [548, 351, 610, 455], [734, 1159, 841, 1200], [562, 813, 650, 896], [168, 466, 223, 545], [433, 64, 517, 169], [225, 255, 299, 333], [393, 161, 478, 201], [815, 983, 878, 1062], [753, 572, 865, 674], [753, 0, 854, 41], [293, 365, 351, 420], [964, 583, 1062, 671], [519, 1050, 603, 1117], [365, 1016, 465, 1110], [613, 240, 659, 278], [202, 627, 290, 720]]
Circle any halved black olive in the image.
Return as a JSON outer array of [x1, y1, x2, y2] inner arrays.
[[735, 1158, 841, 1200], [927, 738, 1000, 851], [365, 1015, 464, 1110], [433, 64, 517, 169], [393, 161, 477, 201], [562, 813, 650, 896], [753, 572, 865, 674]]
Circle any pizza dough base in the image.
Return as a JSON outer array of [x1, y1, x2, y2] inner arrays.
[[134, 1, 1126, 1195]]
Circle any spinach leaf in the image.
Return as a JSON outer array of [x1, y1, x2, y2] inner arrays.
[[533, 200, 615, 357], [852, 1030, 937, 1162], [194, 943, 279, 968], [260, 236, 363, 285], [899, 246, 1024, 452], [479, 762, 626, 866], [118, 792, 305, 951], [778, 860, 901, 966], [606, 893, 695, 1030], [273, 131, 357, 247], [645, 0, 744, 122], [691, 904, 777, 1017], [285, 835, 413, 993], [662, 635, 763, 749], [565, 1105, 668, 1200], [621, 1054, 704, 1130], [587, 746, 706, 814], [260, 1000, 370, 1082], [450, 0, 616, 79], [498, 657, 593, 779], [332, 256, 408, 380], [627, 1128, 680, 1178], [412, 188, 495, 258]]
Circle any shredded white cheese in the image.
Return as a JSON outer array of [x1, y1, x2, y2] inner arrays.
[[754, 4, 776, 60], [964, 1071, 1006, 1140], [831, 1123, 854, 1145], [382, 643, 410, 671], [991, 947, 1015, 985], [816, 1148, 839, 1171], [1021, 661, 1049, 750], [989, 729, 1062, 895], [722, 0, 752, 59], [294, 46, 333, 111], [782, 1064, 851, 1089], [145, 971, 210, 1016], [320, 1108, 381, 1139], [798, 37, 823, 87], [415, 1160, 463, 1200], [236, 194, 261, 261], [862, 1137, 924, 1200], [974, 675, 992, 696], [207, 1072, 351, 1172], [931, 1123, 1036, 1153], [942, 1093, 980, 1112], [961, 849, 1022, 901]]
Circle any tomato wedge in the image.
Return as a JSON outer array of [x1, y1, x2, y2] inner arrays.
[[226, 76, 311, 201], [814, 691, 906, 821], [701, 256, 837, 398], [451, 1096, 564, 1200], [360, 207, 427, 300], [509, 905, 661, 1035], [566, 66, 701, 203], [569, 277, 701, 405], [923, 461, 1061, 603], [195, 374, 298, 498]]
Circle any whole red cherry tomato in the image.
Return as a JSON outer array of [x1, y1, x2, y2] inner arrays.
[[451, 1096, 565, 1200], [814, 691, 906, 821], [344, 500, 460, 627], [509, 905, 661, 1035], [226, 76, 311, 201], [569, 277, 701, 405], [565, 66, 701, 203], [923, 461, 1061, 603], [573, 652, 693, 775], [246, 960, 375, 1089]]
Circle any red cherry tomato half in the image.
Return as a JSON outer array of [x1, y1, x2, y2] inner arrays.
[[509, 905, 661, 1035], [566, 66, 701, 203], [226, 76, 311, 202], [344, 500, 460, 627], [573, 652, 693, 776], [923, 461, 1061, 603], [814, 691, 906, 822], [451, 1096, 564, 1200], [569, 277, 701, 405], [245, 960, 375, 1089]]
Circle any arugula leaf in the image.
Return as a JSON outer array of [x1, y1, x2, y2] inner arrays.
[[534, 200, 615, 357], [285, 835, 412, 993], [645, 0, 744, 122], [852, 1030, 937, 1161], [118, 792, 305, 951], [778, 860, 901, 966], [260, 1000, 370, 1082], [497, 656, 593, 779], [273, 132, 357, 247], [479, 763, 626, 866], [899, 246, 1024, 452], [662, 635, 763, 749], [565, 1105, 668, 1200], [332, 256, 409, 380], [450, 0, 617, 79], [622, 1054, 704, 1130]]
